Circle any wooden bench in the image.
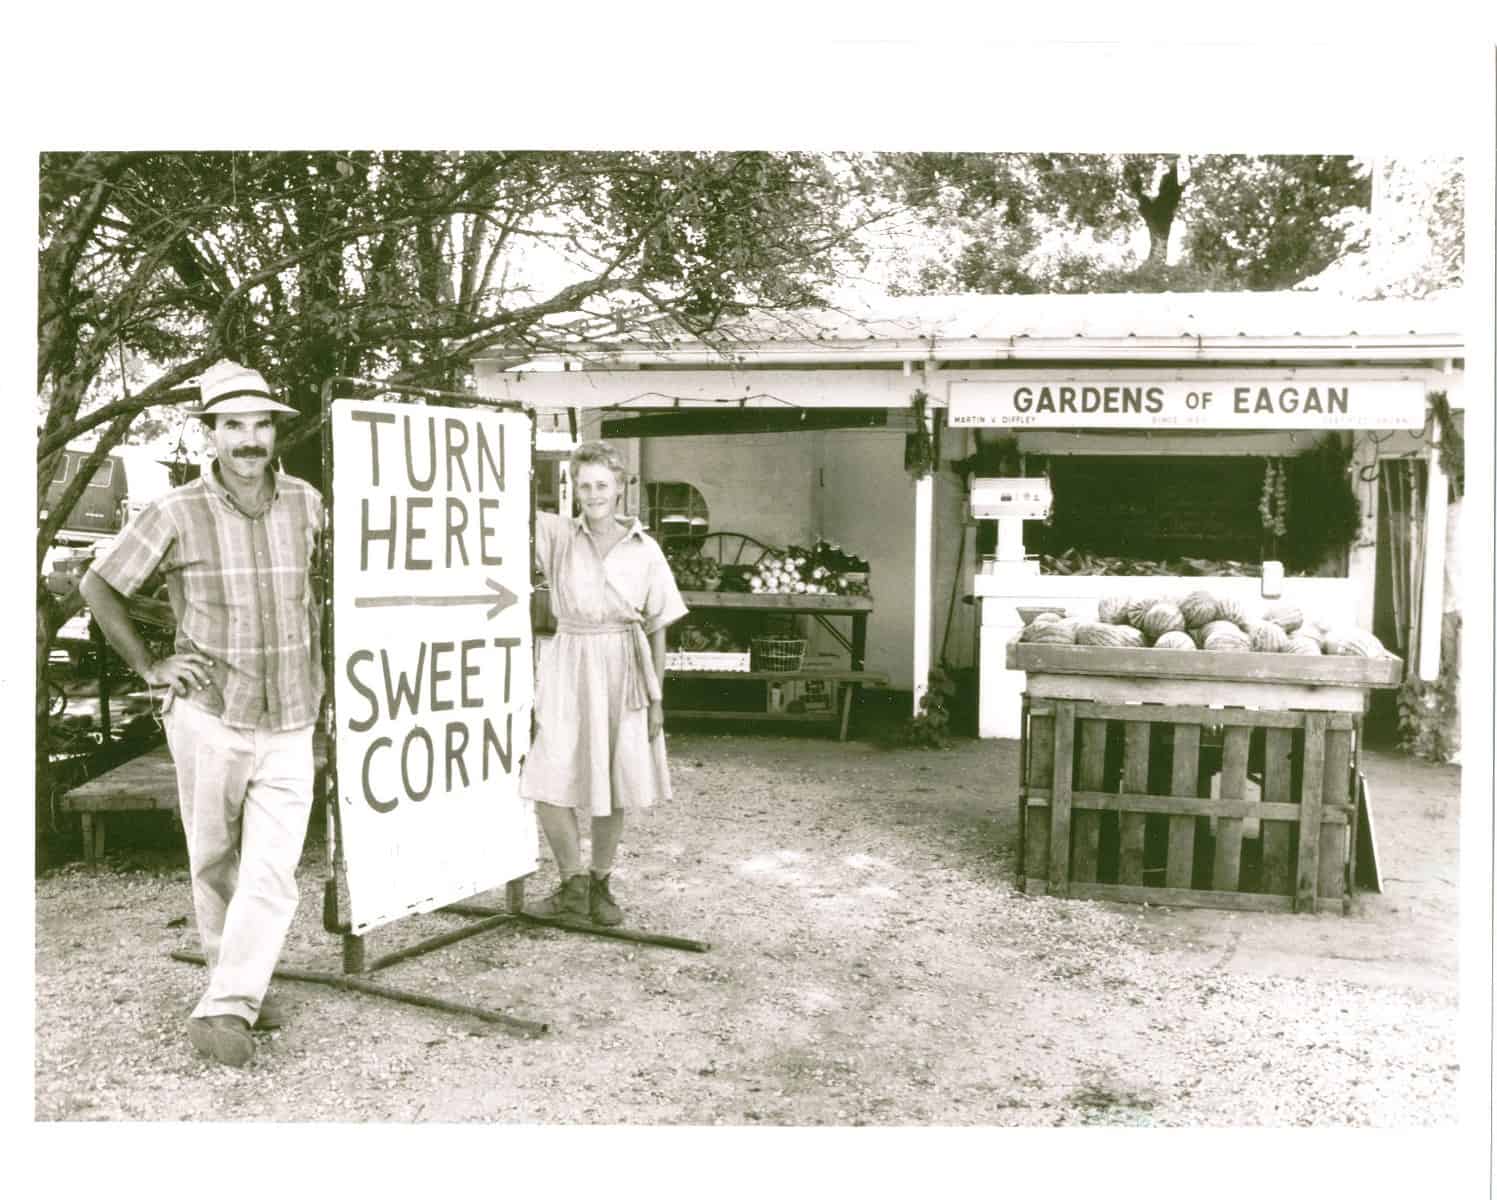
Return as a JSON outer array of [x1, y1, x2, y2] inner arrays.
[[61, 746, 179, 867], [665, 669, 889, 741], [61, 734, 330, 868]]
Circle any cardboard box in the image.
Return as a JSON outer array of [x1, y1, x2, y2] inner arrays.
[[786, 677, 837, 714]]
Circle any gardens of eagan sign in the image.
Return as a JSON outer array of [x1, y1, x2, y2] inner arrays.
[[330, 399, 537, 935], [947, 379, 1428, 430]]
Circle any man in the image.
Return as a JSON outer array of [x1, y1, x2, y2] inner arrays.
[[80, 359, 323, 1068]]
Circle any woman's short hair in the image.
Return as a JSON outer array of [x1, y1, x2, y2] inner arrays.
[[569, 440, 628, 488]]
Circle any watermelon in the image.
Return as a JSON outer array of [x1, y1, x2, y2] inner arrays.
[[1246, 619, 1290, 653], [1214, 596, 1250, 626], [1196, 619, 1244, 646], [1322, 627, 1387, 657], [1122, 596, 1161, 628], [1178, 590, 1219, 628], [1262, 603, 1303, 633], [1075, 621, 1146, 648], [1140, 602, 1187, 641], [1297, 619, 1327, 644], [1028, 611, 1064, 627], [1286, 633, 1323, 655], [1152, 630, 1195, 651], [1203, 625, 1252, 652], [1025, 619, 1079, 645], [1096, 595, 1133, 625]]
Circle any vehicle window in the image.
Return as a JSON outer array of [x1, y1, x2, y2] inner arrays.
[[50, 456, 70, 483], [89, 460, 115, 487]]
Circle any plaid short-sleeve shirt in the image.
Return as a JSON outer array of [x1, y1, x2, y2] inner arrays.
[[90, 463, 325, 732]]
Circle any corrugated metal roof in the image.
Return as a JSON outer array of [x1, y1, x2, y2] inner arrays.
[[475, 288, 1465, 367], [699, 288, 1466, 344]]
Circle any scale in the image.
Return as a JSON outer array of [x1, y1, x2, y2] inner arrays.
[[967, 477, 1055, 739], [969, 476, 1053, 572]]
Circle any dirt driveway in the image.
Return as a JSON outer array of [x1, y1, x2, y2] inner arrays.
[[34, 733, 1462, 1126]]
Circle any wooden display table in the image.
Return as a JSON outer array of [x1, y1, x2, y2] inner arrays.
[[667, 591, 885, 740], [1007, 640, 1402, 914], [62, 732, 330, 868]]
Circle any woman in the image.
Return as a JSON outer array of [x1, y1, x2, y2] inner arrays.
[[521, 441, 688, 925]]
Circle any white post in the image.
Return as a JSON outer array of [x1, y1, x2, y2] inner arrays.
[[913, 470, 933, 716], [912, 361, 934, 715], [1418, 425, 1448, 681]]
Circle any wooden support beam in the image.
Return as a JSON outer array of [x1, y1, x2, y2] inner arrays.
[[602, 407, 897, 439]]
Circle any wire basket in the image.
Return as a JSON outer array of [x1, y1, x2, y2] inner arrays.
[[750, 635, 807, 673]]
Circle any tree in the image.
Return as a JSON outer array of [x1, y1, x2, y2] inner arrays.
[[878, 153, 1371, 295], [1176, 156, 1372, 290], [35, 150, 884, 796], [1296, 157, 1464, 298]]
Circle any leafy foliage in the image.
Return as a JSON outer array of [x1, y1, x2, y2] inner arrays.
[[34, 150, 886, 795], [1280, 434, 1362, 573], [1397, 613, 1461, 763], [1427, 390, 1463, 497], [1176, 156, 1370, 289], [879, 153, 1371, 295], [1300, 157, 1464, 298], [901, 668, 960, 749]]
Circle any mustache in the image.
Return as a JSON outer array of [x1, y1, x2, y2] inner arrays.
[[231, 448, 269, 459]]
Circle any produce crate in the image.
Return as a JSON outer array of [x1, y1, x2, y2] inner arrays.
[[1010, 641, 1402, 915], [751, 636, 807, 672], [664, 651, 751, 673]]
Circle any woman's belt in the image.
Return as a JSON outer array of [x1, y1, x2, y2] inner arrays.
[[554, 618, 660, 710]]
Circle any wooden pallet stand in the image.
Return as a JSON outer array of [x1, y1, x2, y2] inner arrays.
[[1008, 641, 1402, 915]]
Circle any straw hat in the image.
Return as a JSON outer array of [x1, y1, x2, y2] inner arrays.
[[196, 359, 298, 417]]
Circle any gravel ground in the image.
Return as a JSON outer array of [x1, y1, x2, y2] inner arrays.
[[33, 736, 1463, 1127]]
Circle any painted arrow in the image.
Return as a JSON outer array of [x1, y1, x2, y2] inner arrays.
[[354, 577, 519, 620]]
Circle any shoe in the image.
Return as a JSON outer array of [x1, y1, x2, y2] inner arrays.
[[254, 991, 285, 1031], [187, 1014, 255, 1067], [528, 873, 590, 919], [589, 873, 623, 927]]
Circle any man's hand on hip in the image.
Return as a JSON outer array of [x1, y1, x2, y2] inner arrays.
[[145, 653, 216, 697]]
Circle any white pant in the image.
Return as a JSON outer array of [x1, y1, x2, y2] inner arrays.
[[164, 698, 314, 1023]]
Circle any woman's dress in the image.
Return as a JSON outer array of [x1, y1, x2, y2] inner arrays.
[[519, 512, 688, 815]]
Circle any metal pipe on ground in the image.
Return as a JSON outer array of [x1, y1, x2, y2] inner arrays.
[[169, 950, 548, 1037], [439, 903, 711, 953]]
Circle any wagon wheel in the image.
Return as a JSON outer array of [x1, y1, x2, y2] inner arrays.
[[693, 531, 776, 567]]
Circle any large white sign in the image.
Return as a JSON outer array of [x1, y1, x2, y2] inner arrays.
[[947, 379, 1427, 429], [331, 399, 536, 934]]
